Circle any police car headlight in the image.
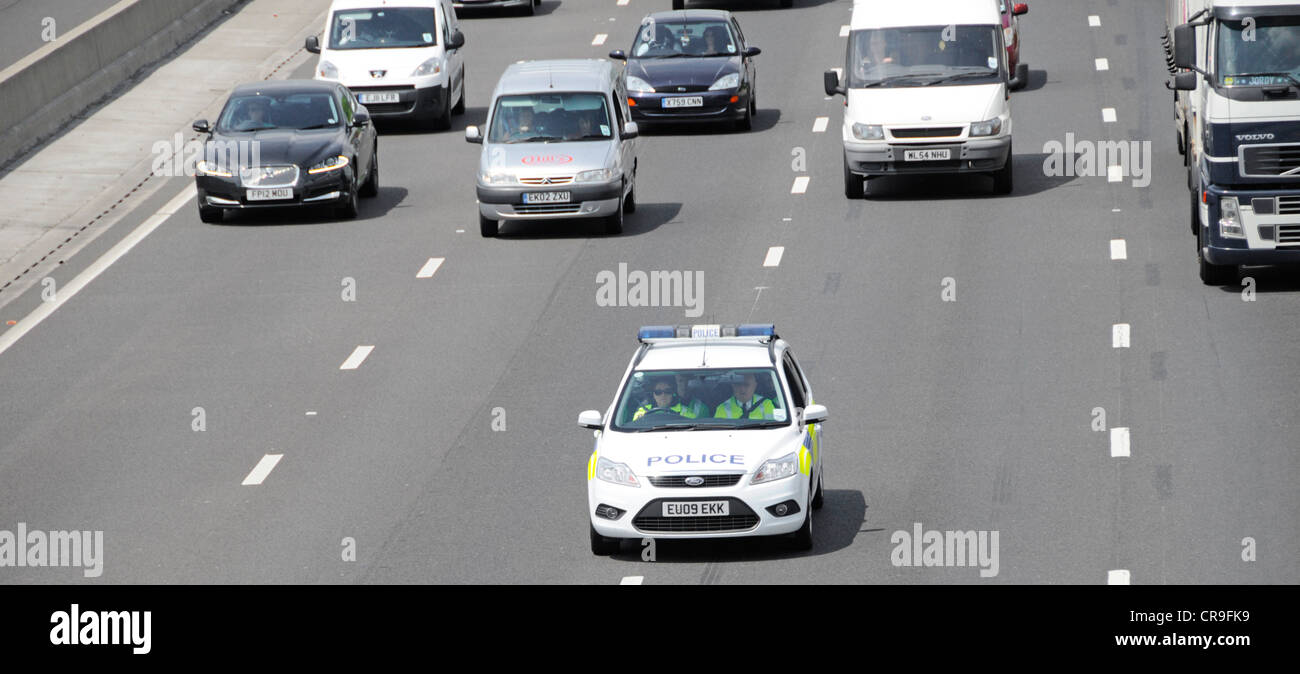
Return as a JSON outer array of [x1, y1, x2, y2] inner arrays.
[[596, 457, 640, 487], [575, 168, 619, 183], [751, 452, 798, 485], [970, 117, 1003, 137], [1219, 196, 1244, 238], [852, 123, 884, 141]]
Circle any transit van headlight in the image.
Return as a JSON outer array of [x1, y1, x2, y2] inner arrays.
[[626, 76, 655, 93], [1219, 196, 1244, 238], [970, 117, 1003, 137], [852, 123, 884, 140], [195, 160, 233, 178], [596, 457, 640, 487], [575, 168, 620, 182], [709, 73, 740, 90], [412, 57, 442, 77], [751, 452, 798, 485], [318, 60, 339, 79], [480, 171, 516, 185], [308, 155, 349, 174]]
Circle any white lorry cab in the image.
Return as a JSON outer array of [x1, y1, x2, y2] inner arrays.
[[307, 0, 467, 130], [1166, 0, 1300, 285], [824, 0, 1014, 198]]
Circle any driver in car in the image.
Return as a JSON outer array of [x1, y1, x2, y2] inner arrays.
[[633, 377, 699, 420]]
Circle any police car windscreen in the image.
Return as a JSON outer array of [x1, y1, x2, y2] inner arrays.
[[846, 26, 1003, 88], [612, 369, 790, 431]]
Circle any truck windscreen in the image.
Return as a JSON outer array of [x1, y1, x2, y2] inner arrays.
[[1216, 17, 1300, 86]]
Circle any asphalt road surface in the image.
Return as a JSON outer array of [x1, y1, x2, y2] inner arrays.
[[0, 0, 1295, 584]]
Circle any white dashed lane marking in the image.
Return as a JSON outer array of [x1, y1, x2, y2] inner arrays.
[[1107, 165, 1124, 183], [1089, 15, 1101, 27], [1095, 58, 1110, 71], [839, 25, 849, 37], [1110, 427, 1131, 458], [592, 34, 607, 46], [1110, 239, 1127, 260], [241, 454, 283, 486], [620, 576, 643, 585], [791, 176, 810, 194], [812, 116, 829, 133], [763, 246, 785, 267], [1108, 570, 1131, 585], [340, 345, 375, 370], [1112, 324, 1130, 348], [417, 257, 445, 278], [1102, 107, 1117, 123]]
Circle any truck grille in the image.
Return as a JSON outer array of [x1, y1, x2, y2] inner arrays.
[[891, 127, 963, 138], [632, 498, 759, 533], [648, 474, 743, 488], [1241, 144, 1300, 178], [1278, 196, 1300, 215], [1276, 224, 1300, 247]]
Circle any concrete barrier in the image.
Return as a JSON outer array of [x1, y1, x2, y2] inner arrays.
[[0, 0, 247, 171]]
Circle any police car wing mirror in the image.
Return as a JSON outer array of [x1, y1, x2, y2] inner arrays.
[[465, 125, 483, 143], [622, 122, 639, 139], [803, 404, 828, 425], [578, 410, 604, 429], [823, 70, 845, 97]]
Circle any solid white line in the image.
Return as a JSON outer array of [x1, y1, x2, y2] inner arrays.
[[1095, 58, 1109, 71], [1102, 107, 1117, 123], [812, 116, 829, 133], [620, 576, 644, 585], [1110, 427, 1131, 458], [1089, 15, 1101, 27], [1107, 165, 1124, 182], [0, 185, 196, 359], [241, 454, 283, 486], [763, 246, 785, 267], [416, 257, 445, 278], [1110, 239, 1127, 260], [791, 176, 810, 194], [592, 33, 607, 46], [1108, 569, 1131, 585], [839, 25, 850, 37], [340, 345, 375, 370], [1112, 324, 1130, 348]]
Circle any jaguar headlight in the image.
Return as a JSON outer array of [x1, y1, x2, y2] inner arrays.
[[308, 155, 349, 174]]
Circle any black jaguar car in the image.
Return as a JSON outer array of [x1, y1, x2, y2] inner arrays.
[[192, 80, 379, 223], [610, 9, 760, 131]]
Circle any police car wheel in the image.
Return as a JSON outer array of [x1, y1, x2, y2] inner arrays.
[[590, 524, 620, 556], [790, 506, 813, 551], [811, 471, 824, 510], [479, 213, 499, 237]]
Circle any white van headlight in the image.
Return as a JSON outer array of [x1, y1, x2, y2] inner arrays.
[[318, 60, 339, 79], [851, 123, 884, 140], [595, 457, 640, 487], [576, 168, 620, 183], [970, 118, 1003, 137], [626, 76, 655, 93], [1219, 197, 1244, 238], [412, 57, 442, 77], [751, 453, 798, 485], [709, 73, 740, 90]]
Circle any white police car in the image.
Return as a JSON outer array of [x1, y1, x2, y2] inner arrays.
[[579, 324, 827, 555]]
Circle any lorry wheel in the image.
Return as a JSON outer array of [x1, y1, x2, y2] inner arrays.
[[844, 154, 864, 199], [1189, 187, 1200, 235], [1198, 229, 1235, 286]]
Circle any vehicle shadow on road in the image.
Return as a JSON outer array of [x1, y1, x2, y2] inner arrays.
[[1016, 68, 1049, 93], [1217, 266, 1300, 294], [455, 1, 562, 19], [495, 201, 682, 238], [696, 0, 838, 12], [637, 108, 782, 136], [860, 151, 1074, 200], [213, 186, 409, 226], [372, 106, 489, 136], [607, 488, 867, 563]]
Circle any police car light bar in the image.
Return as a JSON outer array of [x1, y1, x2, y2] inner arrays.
[[637, 324, 777, 342]]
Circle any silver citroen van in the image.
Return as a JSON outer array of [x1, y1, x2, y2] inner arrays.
[[466, 59, 639, 236]]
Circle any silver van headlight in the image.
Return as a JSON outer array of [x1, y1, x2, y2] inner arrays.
[[576, 168, 620, 182]]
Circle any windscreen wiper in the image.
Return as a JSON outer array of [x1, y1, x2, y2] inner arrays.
[[861, 72, 946, 87], [922, 71, 999, 85]]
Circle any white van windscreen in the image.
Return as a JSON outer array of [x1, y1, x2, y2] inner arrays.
[[329, 8, 438, 50], [846, 26, 1003, 88]]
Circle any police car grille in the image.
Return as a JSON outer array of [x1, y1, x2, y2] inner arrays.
[[633, 498, 759, 533], [648, 474, 743, 488], [1242, 145, 1300, 177]]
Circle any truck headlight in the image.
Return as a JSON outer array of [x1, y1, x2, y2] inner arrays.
[[1219, 196, 1244, 238], [709, 73, 740, 91], [595, 457, 640, 487], [412, 57, 442, 77], [575, 168, 619, 182], [751, 452, 798, 485], [318, 60, 338, 79], [970, 117, 1002, 137], [479, 171, 516, 185], [626, 76, 655, 93], [852, 123, 884, 140]]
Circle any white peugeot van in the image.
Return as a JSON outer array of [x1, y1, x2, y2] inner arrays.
[[825, 0, 1014, 197], [465, 59, 639, 237], [307, 0, 466, 130]]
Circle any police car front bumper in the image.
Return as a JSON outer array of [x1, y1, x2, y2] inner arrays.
[[588, 472, 810, 540]]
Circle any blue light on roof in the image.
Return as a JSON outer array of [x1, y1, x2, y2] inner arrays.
[[638, 326, 676, 340], [736, 324, 776, 337]]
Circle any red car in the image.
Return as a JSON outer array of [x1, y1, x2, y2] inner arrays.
[[999, 1, 1029, 90]]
